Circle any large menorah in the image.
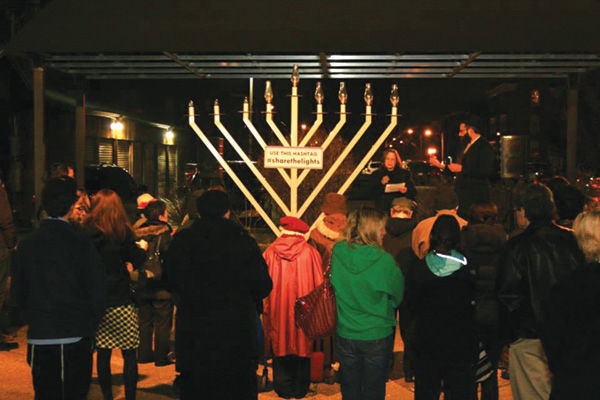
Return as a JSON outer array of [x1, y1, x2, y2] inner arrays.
[[188, 65, 399, 236]]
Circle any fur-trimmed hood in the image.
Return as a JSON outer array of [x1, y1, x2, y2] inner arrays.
[[135, 223, 170, 239]]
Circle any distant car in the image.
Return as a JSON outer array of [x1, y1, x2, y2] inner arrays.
[[85, 164, 139, 205], [406, 160, 438, 186], [361, 161, 382, 175]]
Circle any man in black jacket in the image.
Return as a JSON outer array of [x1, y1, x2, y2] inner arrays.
[[430, 117, 495, 218], [497, 183, 584, 400], [164, 190, 273, 400], [11, 177, 106, 400]]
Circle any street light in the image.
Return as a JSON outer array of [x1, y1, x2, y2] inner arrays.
[[111, 118, 124, 139], [110, 119, 123, 132]]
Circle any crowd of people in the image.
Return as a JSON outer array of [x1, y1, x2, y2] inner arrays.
[[1, 115, 599, 400]]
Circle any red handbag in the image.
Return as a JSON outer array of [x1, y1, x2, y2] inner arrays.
[[294, 266, 337, 340]]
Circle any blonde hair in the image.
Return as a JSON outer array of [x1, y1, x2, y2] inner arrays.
[[343, 207, 387, 247], [573, 210, 600, 262]]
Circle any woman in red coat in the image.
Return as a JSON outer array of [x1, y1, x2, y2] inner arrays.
[[263, 216, 323, 399]]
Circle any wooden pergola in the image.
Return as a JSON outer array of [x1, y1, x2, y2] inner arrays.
[[5, 0, 600, 201]]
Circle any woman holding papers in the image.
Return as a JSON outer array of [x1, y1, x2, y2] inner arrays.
[[372, 149, 417, 212]]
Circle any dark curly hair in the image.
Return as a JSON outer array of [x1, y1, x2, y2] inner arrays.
[[429, 215, 461, 254]]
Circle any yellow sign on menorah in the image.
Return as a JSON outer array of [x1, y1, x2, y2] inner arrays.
[[188, 65, 400, 236]]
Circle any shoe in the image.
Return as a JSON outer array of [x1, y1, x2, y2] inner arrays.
[[0, 341, 18, 351]]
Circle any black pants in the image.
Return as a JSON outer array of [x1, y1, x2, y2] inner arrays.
[[97, 348, 138, 400], [398, 305, 416, 378], [415, 358, 474, 400], [273, 355, 311, 399], [138, 297, 173, 364], [27, 337, 93, 400]]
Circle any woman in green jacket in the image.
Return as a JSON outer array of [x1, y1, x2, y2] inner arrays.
[[330, 207, 405, 400]]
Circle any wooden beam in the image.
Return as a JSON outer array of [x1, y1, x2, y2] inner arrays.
[[75, 93, 86, 188], [566, 76, 578, 182]]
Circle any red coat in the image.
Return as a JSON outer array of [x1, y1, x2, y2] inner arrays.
[[263, 234, 323, 357]]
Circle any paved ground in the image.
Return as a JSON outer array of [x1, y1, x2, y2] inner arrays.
[[0, 326, 513, 400]]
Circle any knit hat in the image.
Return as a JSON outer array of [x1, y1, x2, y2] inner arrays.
[[137, 193, 156, 209], [280, 216, 309, 234], [391, 197, 415, 212], [321, 193, 347, 215]]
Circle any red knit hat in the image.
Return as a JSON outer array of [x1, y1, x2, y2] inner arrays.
[[279, 216, 309, 234], [321, 193, 347, 215]]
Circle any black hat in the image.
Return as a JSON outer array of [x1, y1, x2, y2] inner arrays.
[[42, 177, 78, 217], [197, 189, 230, 218]]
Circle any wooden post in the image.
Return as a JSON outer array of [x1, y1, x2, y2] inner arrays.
[[33, 67, 45, 208], [566, 77, 578, 183], [75, 93, 86, 188]]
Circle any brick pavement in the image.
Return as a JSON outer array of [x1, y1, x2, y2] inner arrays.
[[0, 326, 513, 400]]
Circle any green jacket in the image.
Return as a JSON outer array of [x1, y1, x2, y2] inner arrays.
[[330, 240, 404, 340]]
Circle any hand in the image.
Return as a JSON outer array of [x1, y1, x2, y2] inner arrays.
[[428, 156, 443, 169], [399, 186, 407, 193], [448, 163, 462, 173], [136, 239, 148, 251], [125, 262, 134, 273], [381, 175, 390, 185]]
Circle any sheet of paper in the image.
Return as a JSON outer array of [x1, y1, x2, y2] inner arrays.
[[385, 183, 406, 193]]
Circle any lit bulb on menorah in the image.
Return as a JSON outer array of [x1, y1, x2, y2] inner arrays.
[[188, 65, 399, 236]]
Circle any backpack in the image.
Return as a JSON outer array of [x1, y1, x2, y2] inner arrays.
[[132, 235, 163, 302], [142, 235, 163, 279]]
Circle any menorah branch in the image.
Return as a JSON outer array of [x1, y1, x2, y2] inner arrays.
[[297, 103, 346, 186], [188, 102, 281, 236], [214, 103, 291, 216], [243, 101, 291, 185], [297, 105, 373, 218]]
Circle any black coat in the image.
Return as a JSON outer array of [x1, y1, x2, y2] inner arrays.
[[12, 219, 106, 339], [497, 220, 584, 342], [461, 222, 507, 363], [382, 217, 418, 279], [454, 137, 495, 215], [163, 216, 272, 370], [0, 182, 15, 249], [411, 257, 477, 364], [541, 263, 600, 399], [372, 166, 417, 211], [84, 226, 146, 308], [461, 223, 506, 322]]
